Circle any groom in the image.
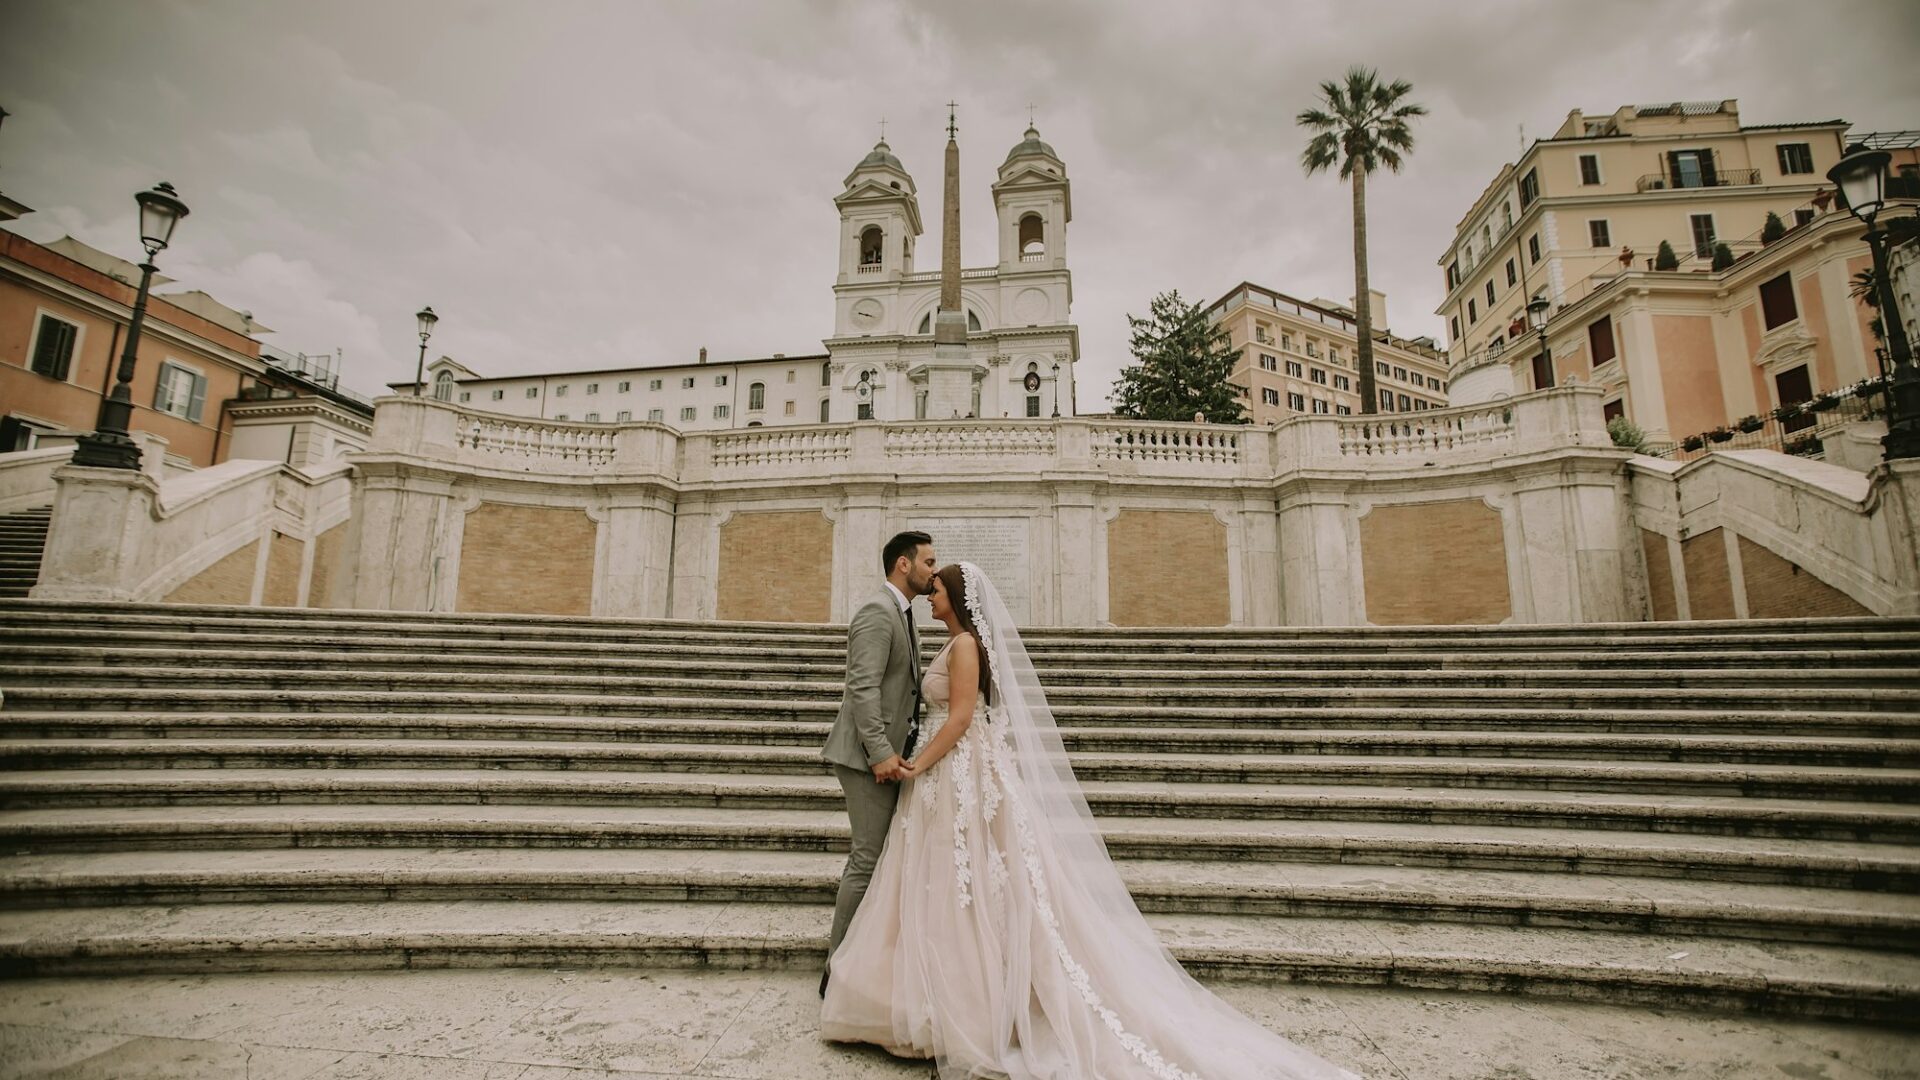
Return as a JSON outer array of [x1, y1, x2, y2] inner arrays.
[[819, 529, 937, 997]]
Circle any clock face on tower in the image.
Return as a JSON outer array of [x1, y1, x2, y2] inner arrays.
[[850, 299, 884, 330]]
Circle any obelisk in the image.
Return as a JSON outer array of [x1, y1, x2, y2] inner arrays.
[[928, 102, 974, 419]]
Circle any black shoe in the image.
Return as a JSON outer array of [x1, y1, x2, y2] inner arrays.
[[819, 968, 830, 999]]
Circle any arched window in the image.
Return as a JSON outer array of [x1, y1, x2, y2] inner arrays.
[[917, 312, 931, 334], [967, 309, 982, 333], [1019, 213, 1045, 261], [820, 398, 831, 422], [432, 370, 455, 402], [748, 382, 765, 411], [859, 226, 884, 267], [821, 361, 832, 386]]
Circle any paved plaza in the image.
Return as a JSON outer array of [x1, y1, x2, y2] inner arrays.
[[2, 968, 1916, 1079]]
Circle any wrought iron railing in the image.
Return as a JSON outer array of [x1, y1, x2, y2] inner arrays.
[[1644, 378, 1888, 463]]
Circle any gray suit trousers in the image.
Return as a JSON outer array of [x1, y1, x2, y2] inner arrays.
[[826, 762, 901, 969]]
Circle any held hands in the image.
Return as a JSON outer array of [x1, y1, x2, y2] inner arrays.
[[871, 754, 909, 783]]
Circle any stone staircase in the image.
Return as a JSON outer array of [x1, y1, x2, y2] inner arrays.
[[0, 599, 1917, 1023], [0, 507, 50, 599]]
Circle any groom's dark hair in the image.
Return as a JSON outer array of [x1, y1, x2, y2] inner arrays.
[[883, 530, 933, 574]]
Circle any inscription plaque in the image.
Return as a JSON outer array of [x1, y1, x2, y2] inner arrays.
[[907, 516, 1032, 625]]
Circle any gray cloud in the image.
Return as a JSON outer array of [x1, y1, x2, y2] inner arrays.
[[2, 0, 1915, 404]]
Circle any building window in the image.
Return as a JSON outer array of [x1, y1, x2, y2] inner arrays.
[[748, 383, 765, 410], [1776, 143, 1814, 175], [1484, 280, 1496, 306], [1602, 400, 1624, 423], [649, 408, 664, 422], [491, 389, 505, 401], [555, 384, 568, 398], [1026, 395, 1041, 416], [786, 369, 796, 383], [1334, 374, 1350, 391], [714, 404, 729, 419], [554, 414, 567, 421], [1414, 400, 1428, 411], [433, 371, 456, 401], [1336, 405, 1351, 415], [1468, 299, 1477, 324], [1450, 316, 1461, 341], [820, 399, 831, 422], [1759, 272, 1798, 330], [1408, 373, 1424, 388], [1392, 366, 1408, 381], [589, 383, 602, 395], [1588, 317, 1618, 367], [1518, 167, 1539, 209], [1689, 214, 1716, 258], [1287, 392, 1305, 411], [1776, 365, 1815, 433], [857, 403, 873, 420], [1311, 398, 1329, 414], [1531, 353, 1553, 391], [153, 361, 207, 422], [680, 406, 697, 421], [822, 361, 832, 386], [715, 374, 728, 387], [1528, 235, 1541, 264], [1376, 361, 1391, 376], [1588, 220, 1611, 248], [1505, 259, 1517, 287], [1579, 154, 1602, 185], [1379, 389, 1394, 410], [650, 379, 663, 391], [1281, 333, 1293, 351], [1285, 359, 1303, 377], [459, 392, 471, 403], [526, 387, 540, 398], [1446, 261, 1460, 289], [681, 377, 695, 389], [1262, 387, 1280, 406], [616, 410, 631, 421], [1310, 368, 1328, 385], [1259, 353, 1278, 372], [784, 401, 795, 416], [1794, 208, 1816, 227], [28, 314, 78, 381], [585, 412, 600, 421], [617, 381, 631, 392], [1667, 148, 1716, 189]]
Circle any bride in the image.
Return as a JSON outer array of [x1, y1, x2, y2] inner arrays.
[[821, 562, 1361, 1080]]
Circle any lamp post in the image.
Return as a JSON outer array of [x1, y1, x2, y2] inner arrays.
[[71, 182, 189, 470], [1051, 361, 1061, 418], [1829, 143, 1918, 460], [1525, 295, 1553, 391], [412, 305, 438, 397]]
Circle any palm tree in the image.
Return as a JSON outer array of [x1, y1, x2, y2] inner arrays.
[[1298, 67, 1426, 414]]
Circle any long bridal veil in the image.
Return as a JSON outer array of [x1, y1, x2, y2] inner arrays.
[[955, 562, 1359, 1080]]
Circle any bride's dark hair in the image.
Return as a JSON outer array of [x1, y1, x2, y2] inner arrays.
[[935, 564, 993, 705]]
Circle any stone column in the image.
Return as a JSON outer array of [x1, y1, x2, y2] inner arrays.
[[1276, 487, 1363, 626], [593, 488, 677, 618], [341, 467, 459, 612], [30, 465, 162, 601]]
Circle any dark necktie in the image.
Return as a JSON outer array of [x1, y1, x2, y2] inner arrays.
[[902, 604, 922, 756]]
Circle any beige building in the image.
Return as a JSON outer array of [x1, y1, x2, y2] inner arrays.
[[1437, 100, 1849, 379], [1207, 282, 1448, 421]]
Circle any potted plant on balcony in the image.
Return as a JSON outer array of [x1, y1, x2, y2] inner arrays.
[[1810, 391, 1841, 412], [1707, 427, 1735, 443], [1711, 242, 1736, 271], [1682, 434, 1706, 452], [1785, 435, 1820, 457], [1761, 212, 1787, 245], [1654, 240, 1680, 271], [1736, 414, 1765, 433]]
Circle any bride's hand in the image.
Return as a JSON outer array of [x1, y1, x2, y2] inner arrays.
[[899, 757, 923, 779]]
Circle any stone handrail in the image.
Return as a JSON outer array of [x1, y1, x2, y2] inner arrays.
[[464, 416, 617, 466], [1088, 421, 1243, 467], [886, 422, 1058, 461], [0, 444, 75, 514], [1334, 402, 1516, 459], [710, 428, 851, 470]]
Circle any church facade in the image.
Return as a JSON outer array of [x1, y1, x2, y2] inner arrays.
[[397, 122, 1079, 428]]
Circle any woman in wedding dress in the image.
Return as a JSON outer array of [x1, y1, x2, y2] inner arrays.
[[822, 562, 1360, 1080]]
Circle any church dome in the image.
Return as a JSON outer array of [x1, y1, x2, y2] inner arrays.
[[858, 138, 904, 172], [1003, 125, 1058, 164]]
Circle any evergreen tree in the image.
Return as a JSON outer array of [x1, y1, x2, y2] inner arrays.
[[1654, 240, 1680, 271], [1711, 242, 1736, 271], [1112, 290, 1248, 423], [1761, 211, 1787, 244]]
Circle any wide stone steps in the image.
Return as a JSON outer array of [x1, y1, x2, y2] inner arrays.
[[0, 898, 1910, 1022], [2, 742, 1915, 801], [3, 847, 1914, 951], [4, 712, 1909, 764], [6, 793, 1916, 866], [0, 508, 49, 600]]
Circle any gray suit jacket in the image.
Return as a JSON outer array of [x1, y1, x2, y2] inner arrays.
[[821, 587, 922, 771]]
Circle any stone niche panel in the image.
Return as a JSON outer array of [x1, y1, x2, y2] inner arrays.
[[1738, 535, 1870, 618], [1360, 499, 1511, 625], [164, 539, 260, 605], [457, 502, 596, 616], [1680, 528, 1736, 621], [261, 532, 305, 608], [1641, 529, 1679, 621], [717, 510, 833, 623], [1106, 509, 1229, 627], [307, 522, 348, 609]]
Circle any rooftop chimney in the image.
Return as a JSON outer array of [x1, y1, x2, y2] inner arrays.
[[699, 347, 707, 365]]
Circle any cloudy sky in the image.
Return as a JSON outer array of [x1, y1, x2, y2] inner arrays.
[[3, 0, 1917, 405]]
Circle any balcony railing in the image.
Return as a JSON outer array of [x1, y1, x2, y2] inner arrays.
[[856, 262, 883, 274], [1635, 168, 1761, 193], [1019, 252, 1045, 263]]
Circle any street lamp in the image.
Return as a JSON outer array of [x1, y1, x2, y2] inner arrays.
[[1525, 295, 1553, 391], [412, 305, 438, 397], [71, 182, 189, 470], [1051, 361, 1061, 418], [1829, 143, 1917, 460]]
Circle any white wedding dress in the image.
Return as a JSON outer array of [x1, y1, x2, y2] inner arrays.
[[822, 563, 1359, 1080]]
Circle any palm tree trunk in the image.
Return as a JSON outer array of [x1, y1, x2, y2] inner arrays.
[[1352, 166, 1377, 415]]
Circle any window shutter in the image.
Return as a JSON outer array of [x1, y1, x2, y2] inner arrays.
[[1587, 318, 1617, 367], [186, 371, 208, 422], [1665, 150, 1682, 187], [1759, 273, 1798, 330], [1699, 149, 1718, 186]]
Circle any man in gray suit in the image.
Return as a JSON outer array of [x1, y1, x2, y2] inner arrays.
[[819, 529, 938, 996]]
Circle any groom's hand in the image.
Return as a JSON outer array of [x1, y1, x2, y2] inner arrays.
[[871, 754, 907, 782]]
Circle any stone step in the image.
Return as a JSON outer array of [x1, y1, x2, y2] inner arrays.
[[0, 898, 1911, 1020], [4, 847, 1914, 950], [4, 713, 1910, 765], [6, 705, 1918, 739], [7, 799, 1912, 876], [4, 742, 1916, 801], [13, 641, 1920, 674], [7, 681, 1915, 716]]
